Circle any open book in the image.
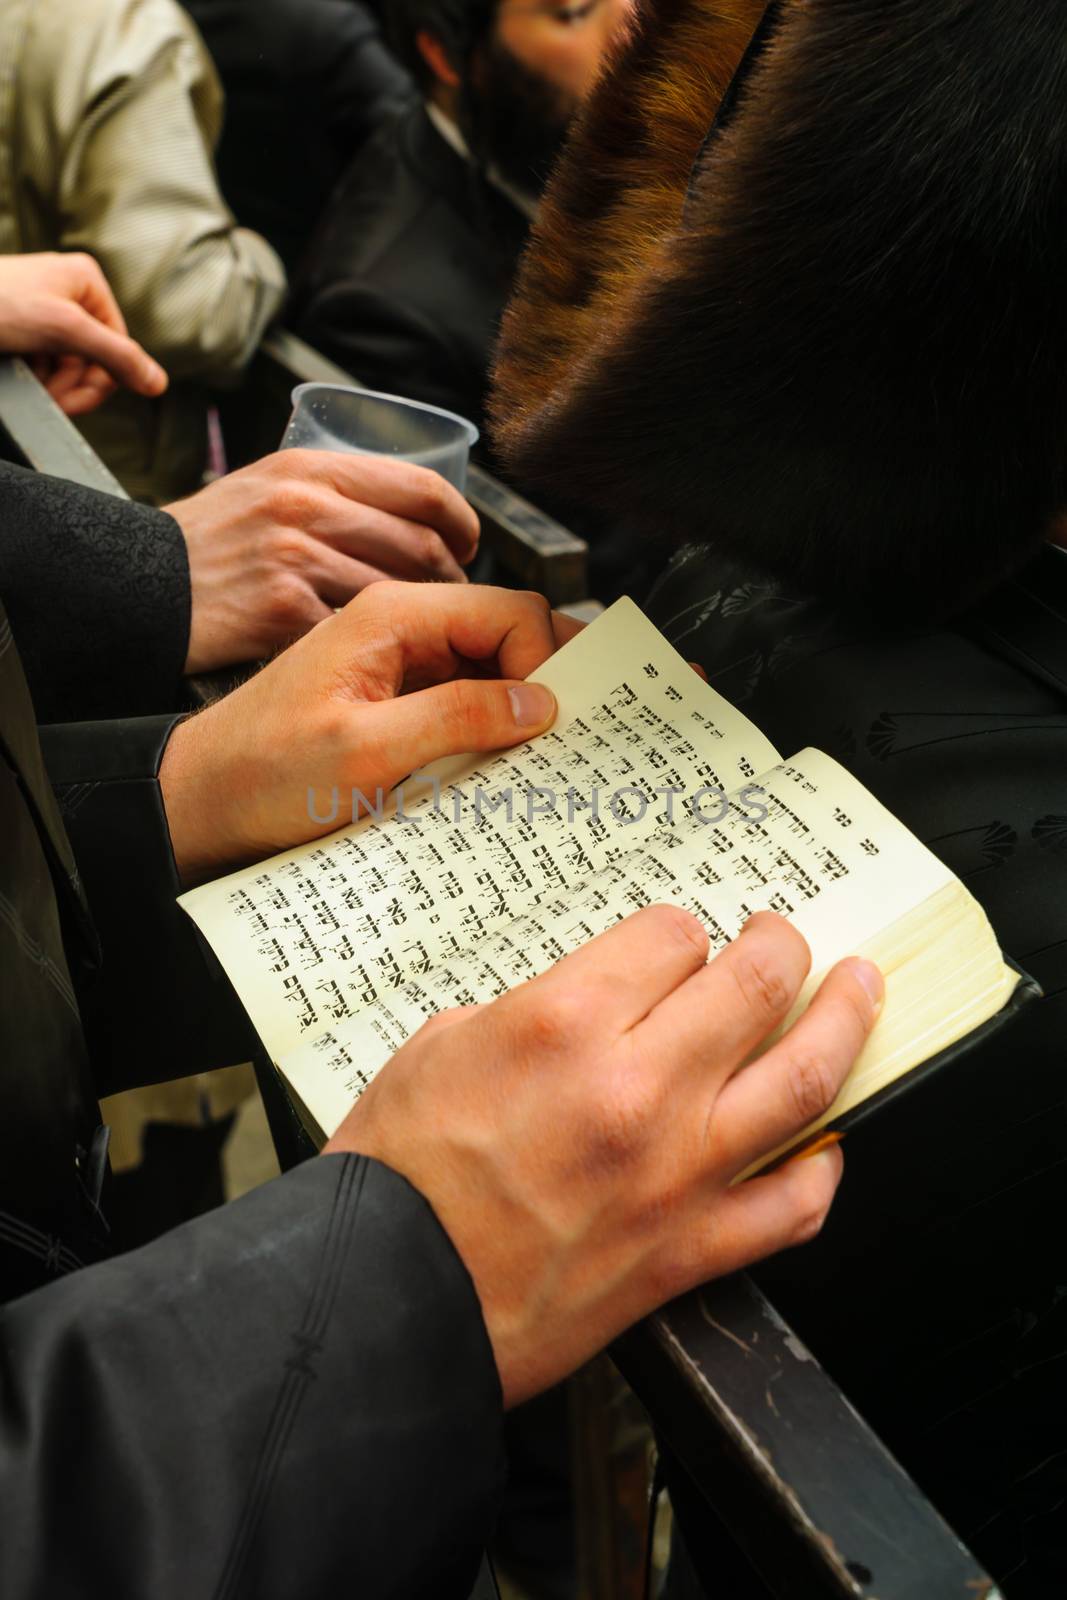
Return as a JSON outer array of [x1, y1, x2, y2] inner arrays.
[[180, 599, 1029, 1159]]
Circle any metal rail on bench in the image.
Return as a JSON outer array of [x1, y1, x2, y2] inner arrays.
[[0, 357, 128, 496]]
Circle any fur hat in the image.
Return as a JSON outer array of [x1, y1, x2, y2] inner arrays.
[[489, 0, 1067, 613]]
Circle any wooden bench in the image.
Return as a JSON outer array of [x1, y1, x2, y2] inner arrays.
[[616, 1283, 1001, 1599], [0, 351, 999, 1600]]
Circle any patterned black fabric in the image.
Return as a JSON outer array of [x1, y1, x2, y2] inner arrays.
[[648, 543, 1067, 1595], [0, 461, 189, 723]]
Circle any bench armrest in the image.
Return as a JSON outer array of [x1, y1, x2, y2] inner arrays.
[[0, 357, 127, 498], [614, 1274, 1000, 1599]]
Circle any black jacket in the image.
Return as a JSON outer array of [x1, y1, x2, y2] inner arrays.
[[0, 462, 190, 723], [184, 0, 413, 274], [291, 107, 657, 600], [492, 0, 1067, 621], [293, 104, 530, 432], [648, 543, 1067, 1595], [0, 527, 504, 1589]]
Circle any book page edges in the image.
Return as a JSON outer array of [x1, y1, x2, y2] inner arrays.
[[739, 879, 1016, 1177]]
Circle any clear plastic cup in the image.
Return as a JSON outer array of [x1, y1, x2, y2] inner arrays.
[[281, 383, 479, 492]]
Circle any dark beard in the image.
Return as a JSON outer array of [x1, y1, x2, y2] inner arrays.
[[467, 38, 576, 198]]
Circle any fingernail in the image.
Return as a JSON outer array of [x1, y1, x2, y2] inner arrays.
[[508, 683, 556, 727], [846, 957, 884, 1015]]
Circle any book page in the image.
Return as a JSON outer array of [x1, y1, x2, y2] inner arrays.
[[179, 598, 780, 1062], [277, 749, 970, 1137]]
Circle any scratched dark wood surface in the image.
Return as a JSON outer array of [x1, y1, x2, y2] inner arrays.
[[615, 1273, 1001, 1599]]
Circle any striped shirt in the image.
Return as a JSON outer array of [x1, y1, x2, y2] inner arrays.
[[0, 0, 286, 501]]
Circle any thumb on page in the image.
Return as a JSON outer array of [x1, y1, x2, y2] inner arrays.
[[360, 678, 558, 779]]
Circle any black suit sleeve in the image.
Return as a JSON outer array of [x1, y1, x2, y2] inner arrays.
[[0, 463, 190, 723], [39, 714, 257, 1097], [315, 1, 412, 154], [0, 1154, 505, 1599], [296, 280, 484, 427]]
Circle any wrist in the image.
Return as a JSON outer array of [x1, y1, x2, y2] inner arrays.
[[169, 507, 211, 677], [158, 690, 298, 885], [158, 712, 243, 887]]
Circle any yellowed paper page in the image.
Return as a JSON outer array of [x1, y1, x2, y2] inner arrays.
[[179, 598, 781, 1062], [275, 749, 993, 1138]]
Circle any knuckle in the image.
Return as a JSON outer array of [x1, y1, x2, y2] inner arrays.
[[362, 578, 405, 613], [838, 979, 876, 1040], [436, 677, 478, 731], [438, 679, 503, 745], [586, 1077, 655, 1170], [264, 481, 319, 528], [46, 299, 78, 335], [461, 508, 480, 550], [645, 903, 707, 958], [408, 469, 451, 523], [84, 257, 106, 289], [779, 1150, 843, 1247], [520, 990, 585, 1055], [266, 528, 315, 571], [517, 589, 552, 619], [792, 1188, 835, 1245], [418, 1009, 459, 1038], [785, 1050, 839, 1126], [732, 948, 792, 1025], [319, 694, 358, 750], [266, 447, 312, 479], [264, 573, 315, 633], [412, 524, 449, 572]]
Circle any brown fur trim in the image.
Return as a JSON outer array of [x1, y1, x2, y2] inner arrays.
[[491, 0, 1067, 615], [489, 0, 764, 446]]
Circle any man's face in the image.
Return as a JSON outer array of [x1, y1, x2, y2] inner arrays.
[[471, 0, 633, 193], [494, 0, 634, 104]]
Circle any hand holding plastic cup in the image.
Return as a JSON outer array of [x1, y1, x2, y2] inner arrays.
[[281, 383, 480, 493]]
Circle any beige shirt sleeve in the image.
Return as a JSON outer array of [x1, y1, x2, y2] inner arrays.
[[17, 0, 286, 381]]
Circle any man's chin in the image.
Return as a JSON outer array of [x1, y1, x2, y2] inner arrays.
[[473, 46, 576, 196]]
